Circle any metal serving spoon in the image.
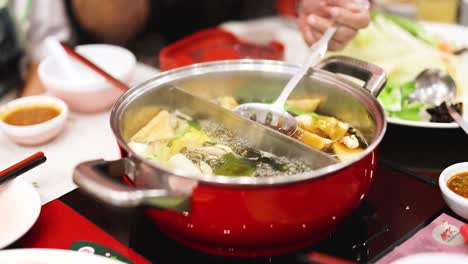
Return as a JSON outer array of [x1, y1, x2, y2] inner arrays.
[[233, 27, 337, 135], [409, 69, 468, 134], [233, 0, 370, 135], [408, 69, 456, 106]]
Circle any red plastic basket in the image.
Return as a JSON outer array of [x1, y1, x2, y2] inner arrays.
[[159, 28, 284, 71]]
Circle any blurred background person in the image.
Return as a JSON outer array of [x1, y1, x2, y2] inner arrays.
[[13, 0, 370, 96], [6, 0, 72, 97]]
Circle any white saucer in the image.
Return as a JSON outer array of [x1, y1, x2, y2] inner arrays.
[[0, 178, 41, 249], [0, 248, 124, 263], [392, 253, 468, 264]]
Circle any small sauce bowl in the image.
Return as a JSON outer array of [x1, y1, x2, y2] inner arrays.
[[0, 96, 68, 145], [439, 162, 468, 220]]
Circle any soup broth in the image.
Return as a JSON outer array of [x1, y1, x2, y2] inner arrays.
[[447, 172, 468, 198], [127, 110, 311, 177], [2, 105, 61, 126], [214, 96, 368, 162]]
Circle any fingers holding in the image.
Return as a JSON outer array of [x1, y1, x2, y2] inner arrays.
[[325, 6, 371, 30], [306, 14, 358, 44]]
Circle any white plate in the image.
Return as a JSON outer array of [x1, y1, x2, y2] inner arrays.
[[0, 248, 124, 263], [386, 22, 468, 129], [387, 117, 461, 128], [0, 178, 41, 249], [391, 253, 468, 264]]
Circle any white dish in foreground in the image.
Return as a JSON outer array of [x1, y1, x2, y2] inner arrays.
[[0, 178, 41, 249], [391, 253, 468, 264], [0, 248, 124, 264]]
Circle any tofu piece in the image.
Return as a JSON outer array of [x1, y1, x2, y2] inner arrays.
[[168, 154, 202, 175], [128, 141, 149, 156], [296, 115, 314, 129], [286, 98, 322, 112], [332, 142, 364, 162], [316, 116, 349, 141], [297, 129, 333, 151], [131, 110, 175, 143], [295, 115, 327, 137], [342, 135, 359, 149], [215, 96, 239, 111]]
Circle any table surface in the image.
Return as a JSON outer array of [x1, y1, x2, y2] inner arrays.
[[53, 119, 468, 263], [5, 34, 468, 262]]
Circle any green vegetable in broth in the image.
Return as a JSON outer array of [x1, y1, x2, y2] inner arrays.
[[214, 153, 256, 176], [127, 110, 311, 177], [285, 104, 319, 118]]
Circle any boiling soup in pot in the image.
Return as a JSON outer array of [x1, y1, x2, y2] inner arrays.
[[214, 96, 368, 162], [127, 110, 311, 177]]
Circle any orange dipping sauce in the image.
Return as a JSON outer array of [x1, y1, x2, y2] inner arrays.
[[2, 105, 61, 126], [447, 172, 468, 198]]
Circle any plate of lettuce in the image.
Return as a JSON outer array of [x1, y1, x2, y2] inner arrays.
[[331, 11, 468, 128], [221, 13, 468, 128]]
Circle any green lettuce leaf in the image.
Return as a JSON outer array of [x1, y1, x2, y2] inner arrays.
[[378, 80, 425, 121]]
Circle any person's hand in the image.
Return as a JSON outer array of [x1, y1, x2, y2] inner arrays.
[[298, 0, 371, 51]]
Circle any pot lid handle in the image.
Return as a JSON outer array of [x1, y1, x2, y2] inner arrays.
[[316, 56, 387, 97], [73, 158, 192, 212]]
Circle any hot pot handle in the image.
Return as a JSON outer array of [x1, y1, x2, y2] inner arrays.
[[316, 56, 387, 96], [73, 158, 192, 212]]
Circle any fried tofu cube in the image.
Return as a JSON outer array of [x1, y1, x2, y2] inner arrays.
[[131, 110, 175, 143], [297, 129, 333, 151], [296, 115, 327, 137], [316, 116, 349, 141], [332, 142, 364, 162], [215, 96, 239, 111], [287, 98, 322, 112]]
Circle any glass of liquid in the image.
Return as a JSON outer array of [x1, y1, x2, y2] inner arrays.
[[416, 0, 459, 23]]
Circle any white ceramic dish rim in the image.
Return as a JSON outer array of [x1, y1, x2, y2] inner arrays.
[[38, 44, 136, 92], [391, 252, 468, 264], [439, 162, 468, 207], [0, 178, 41, 249], [0, 95, 68, 136], [388, 117, 459, 128]]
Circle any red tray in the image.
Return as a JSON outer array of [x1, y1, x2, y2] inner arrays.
[[276, 0, 298, 17], [159, 28, 284, 71]]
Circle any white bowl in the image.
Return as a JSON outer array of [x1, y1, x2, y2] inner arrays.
[[0, 95, 68, 145], [38, 44, 136, 113], [439, 162, 468, 220]]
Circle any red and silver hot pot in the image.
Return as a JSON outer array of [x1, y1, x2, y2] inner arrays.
[[73, 56, 386, 257]]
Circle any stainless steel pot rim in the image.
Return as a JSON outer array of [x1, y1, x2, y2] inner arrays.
[[111, 59, 387, 186]]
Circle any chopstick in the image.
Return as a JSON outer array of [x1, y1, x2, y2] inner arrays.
[[59, 42, 129, 92], [0, 152, 47, 185], [447, 105, 468, 135]]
